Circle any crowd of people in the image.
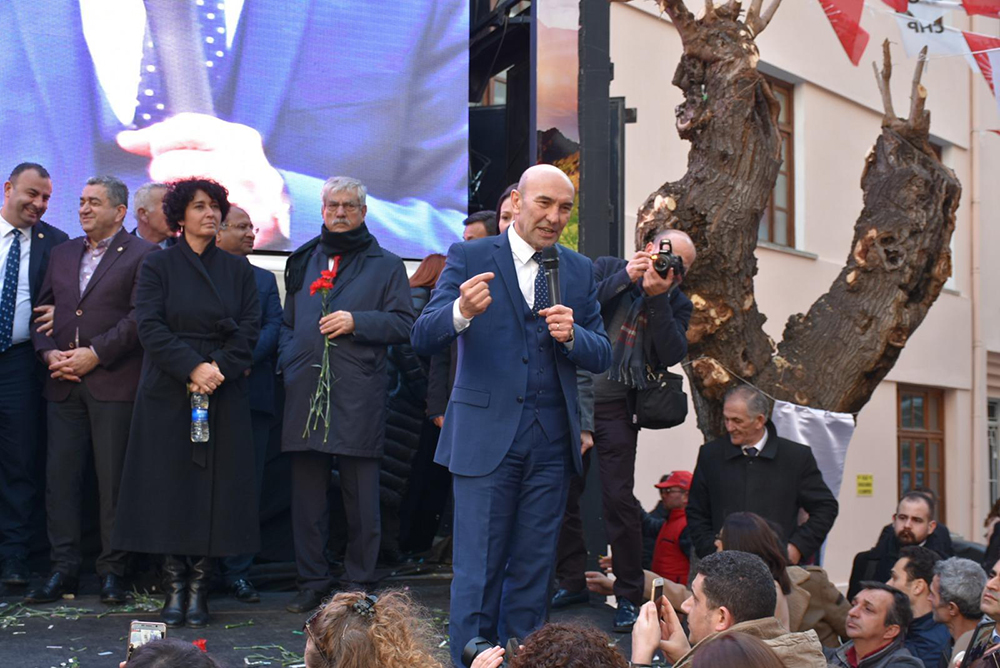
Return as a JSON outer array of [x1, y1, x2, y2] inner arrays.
[[2, 159, 1000, 668]]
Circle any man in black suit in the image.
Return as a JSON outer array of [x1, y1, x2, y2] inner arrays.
[[27, 175, 157, 604], [0, 162, 69, 586], [686, 385, 839, 565]]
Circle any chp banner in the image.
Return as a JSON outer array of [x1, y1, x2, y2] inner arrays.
[[771, 400, 856, 501]]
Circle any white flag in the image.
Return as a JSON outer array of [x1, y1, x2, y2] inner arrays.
[[770, 400, 855, 500], [894, 15, 969, 57]]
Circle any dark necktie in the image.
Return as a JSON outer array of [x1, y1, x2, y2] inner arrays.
[[743, 446, 759, 458], [134, 1, 230, 128], [0, 230, 22, 352], [531, 251, 550, 316]]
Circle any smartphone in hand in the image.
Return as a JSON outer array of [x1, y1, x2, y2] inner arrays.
[[126, 620, 167, 661]]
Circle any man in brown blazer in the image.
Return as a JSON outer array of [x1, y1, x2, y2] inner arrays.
[[27, 176, 156, 604]]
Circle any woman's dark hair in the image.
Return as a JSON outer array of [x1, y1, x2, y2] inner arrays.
[[162, 178, 230, 231], [409, 253, 446, 288], [495, 183, 517, 220], [719, 512, 792, 595], [690, 632, 784, 668], [126, 638, 223, 668], [508, 622, 629, 668]]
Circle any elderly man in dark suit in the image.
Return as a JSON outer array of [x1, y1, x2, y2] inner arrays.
[[411, 164, 612, 667], [26, 175, 156, 604], [686, 385, 839, 565], [0, 163, 69, 588], [214, 205, 283, 603], [279, 177, 414, 613]]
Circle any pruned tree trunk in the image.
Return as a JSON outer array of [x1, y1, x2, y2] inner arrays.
[[635, 0, 961, 439]]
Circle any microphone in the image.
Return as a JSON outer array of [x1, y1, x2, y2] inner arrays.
[[540, 245, 561, 305]]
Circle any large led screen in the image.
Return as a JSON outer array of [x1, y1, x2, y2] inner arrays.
[[0, 0, 469, 258]]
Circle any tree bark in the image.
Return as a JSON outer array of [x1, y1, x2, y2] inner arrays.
[[636, 1, 961, 439]]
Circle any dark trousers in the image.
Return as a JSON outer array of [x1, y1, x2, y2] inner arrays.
[[291, 451, 380, 591], [0, 342, 44, 561], [46, 381, 132, 577], [221, 410, 272, 584], [555, 399, 644, 605], [449, 422, 572, 668]]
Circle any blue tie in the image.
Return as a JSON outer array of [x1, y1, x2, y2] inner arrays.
[[532, 251, 550, 316], [0, 230, 22, 352]]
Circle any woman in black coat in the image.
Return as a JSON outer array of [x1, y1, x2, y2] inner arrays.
[[112, 179, 260, 628]]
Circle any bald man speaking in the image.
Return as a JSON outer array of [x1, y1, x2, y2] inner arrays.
[[412, 165, 611, 665]]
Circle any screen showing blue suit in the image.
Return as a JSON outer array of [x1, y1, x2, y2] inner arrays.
[[411, 229, 611, 666], [0, 0, 468, 258]]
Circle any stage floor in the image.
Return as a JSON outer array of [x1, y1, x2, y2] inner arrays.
[[1, 571, 630, 667]]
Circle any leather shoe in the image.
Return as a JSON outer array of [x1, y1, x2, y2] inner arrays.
[[286, 588, 325, 614], [100, 574, 128, 605], [25, 572, 78, 604], [230, 578, 260, 603], [1, 558, 29, 586], [551, 587, 589, 609], [612, 598, 640, 633]]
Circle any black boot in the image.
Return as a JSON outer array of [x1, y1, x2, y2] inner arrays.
[[186, 556, 213, 628], [161, 555, 187, 627]]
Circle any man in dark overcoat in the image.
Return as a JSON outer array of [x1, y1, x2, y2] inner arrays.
[[686, 385, 840, 565], [28, 176, 155, 605], [279, 176, 414, 613]]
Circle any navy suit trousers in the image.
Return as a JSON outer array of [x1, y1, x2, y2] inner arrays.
[[449, 422, 572, 667]]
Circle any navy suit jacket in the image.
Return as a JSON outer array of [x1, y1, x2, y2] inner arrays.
[[1, 0, 467, 257], [28, 220, 69, 307], [410, 234, 612, 478], [248, 264, 282, 416]]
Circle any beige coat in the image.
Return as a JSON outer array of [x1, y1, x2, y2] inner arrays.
[[672, 616, 828, 668], [786, 565, 851, 648]]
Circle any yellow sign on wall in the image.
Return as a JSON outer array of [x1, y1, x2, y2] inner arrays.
[[857, 474, 874, 497]]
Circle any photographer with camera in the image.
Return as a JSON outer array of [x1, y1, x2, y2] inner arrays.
[[553, 228, 695, 633]]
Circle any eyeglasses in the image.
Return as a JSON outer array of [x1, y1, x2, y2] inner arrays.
[[303, 608, 332, 666], [660, 487, 686, 494], [325, 200, 361, 213]]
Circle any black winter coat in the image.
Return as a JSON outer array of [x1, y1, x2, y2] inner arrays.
[[847, 523, 955, 600], [686, 420, 840, 560], [113, 238, 261, 557]]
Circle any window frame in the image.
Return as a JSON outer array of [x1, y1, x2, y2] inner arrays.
[[759, 75, 795, 248], [897, 385, 946, 522]]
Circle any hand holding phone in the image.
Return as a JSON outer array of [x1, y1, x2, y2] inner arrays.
[[126, 620, 167, 661]]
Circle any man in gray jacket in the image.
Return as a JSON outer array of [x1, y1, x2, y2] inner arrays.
[[826, 582, 924, 668]]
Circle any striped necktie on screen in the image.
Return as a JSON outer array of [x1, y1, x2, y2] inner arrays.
[[0, 230, 22, 352]]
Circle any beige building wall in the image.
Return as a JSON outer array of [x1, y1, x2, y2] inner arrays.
[[612, 2, 1000, 587]]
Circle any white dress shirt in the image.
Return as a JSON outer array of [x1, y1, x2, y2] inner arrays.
[[79, 0, 244, 126], [0, 213, 33, 345], [743, 430, 768, 456]]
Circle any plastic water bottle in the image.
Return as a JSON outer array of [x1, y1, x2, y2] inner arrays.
[[191, 392, 209, 443]]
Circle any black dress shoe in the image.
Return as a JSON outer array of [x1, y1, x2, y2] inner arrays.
[[25, 572, 78, 604], [551, 587, 589, 609], [1, 558, 29, 586], [230, 578, 260, 603], [286, 588, 325, 614], [100, 574, 128, 605], [612, 598, 640, 633]]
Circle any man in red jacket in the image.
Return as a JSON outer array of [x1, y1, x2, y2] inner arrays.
[[650, 471, 693, 585]]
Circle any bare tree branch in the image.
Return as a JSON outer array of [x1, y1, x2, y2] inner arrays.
[[874, 39, 896, 123], [657, 0, 697, 39], [746, 0, 783, 35], [909, 46, 929, 124]]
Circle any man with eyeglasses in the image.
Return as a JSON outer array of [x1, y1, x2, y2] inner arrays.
[[215, 205, 283, 604], [280, 177, 414, 613]]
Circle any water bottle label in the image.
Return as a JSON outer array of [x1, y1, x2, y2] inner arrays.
[[192, 408, 208, 422]]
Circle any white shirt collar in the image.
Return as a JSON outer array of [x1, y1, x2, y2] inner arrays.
[[747, 430, 768, 454], [0, 212, 28, 240], [508, 222, 540, 266]]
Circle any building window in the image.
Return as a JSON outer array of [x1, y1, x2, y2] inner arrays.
[[898, 386, 945, 521], [990, 399, 1000, 504], [759, 76, 795, 247]]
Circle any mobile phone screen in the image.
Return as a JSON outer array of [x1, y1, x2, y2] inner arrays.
[[127, 622, 166, 660]]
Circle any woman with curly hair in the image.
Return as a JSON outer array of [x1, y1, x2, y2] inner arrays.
[[113, 178, 261, 628], [302, 590, 447, 668], [472, 622, 629, 668]]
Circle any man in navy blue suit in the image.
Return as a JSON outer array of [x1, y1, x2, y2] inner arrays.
[[0, 163, 69, 587], [411, 165, 612, 666], [214, 206, 283, 603], [0, 0, 467, 257]]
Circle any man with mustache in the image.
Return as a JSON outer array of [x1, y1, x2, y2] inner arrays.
[[0, 163, 68, 588], [849, 493, 955, 600]]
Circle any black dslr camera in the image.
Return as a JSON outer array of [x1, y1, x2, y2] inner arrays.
[[462, 636, 520, 667], [651, 238, 685, 281]]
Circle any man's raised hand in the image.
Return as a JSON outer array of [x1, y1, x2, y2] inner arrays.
[[459, 272, 495, 319]]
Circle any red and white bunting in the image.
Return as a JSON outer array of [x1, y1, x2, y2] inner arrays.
[[818, 0, 871, 65], [964, 31, 1000, 94], [962, 0, 1000, 16], [894, 15, 970, 58]]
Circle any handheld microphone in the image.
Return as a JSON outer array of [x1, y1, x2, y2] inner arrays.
[[540, 246, 561, 305]]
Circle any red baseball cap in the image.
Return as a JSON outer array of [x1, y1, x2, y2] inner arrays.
[[655, 471, 693, 490]]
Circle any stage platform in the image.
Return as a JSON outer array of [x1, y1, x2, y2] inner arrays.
[[1, 568, 630, 667]]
